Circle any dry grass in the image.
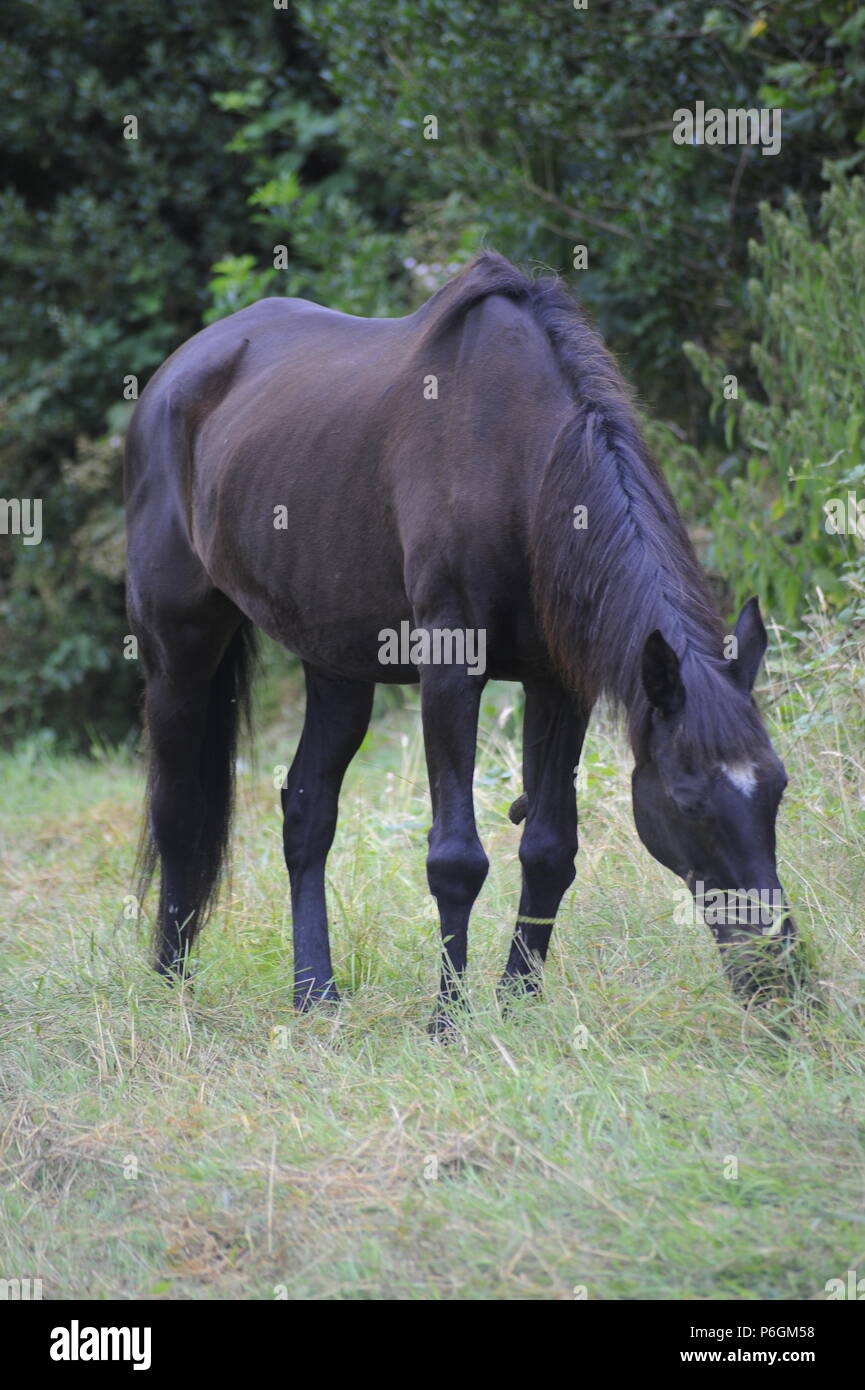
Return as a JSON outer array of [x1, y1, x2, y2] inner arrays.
[[1, 622, 864, 1299]]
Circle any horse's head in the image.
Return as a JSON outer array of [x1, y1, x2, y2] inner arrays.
[[631, 597, 797, 997]]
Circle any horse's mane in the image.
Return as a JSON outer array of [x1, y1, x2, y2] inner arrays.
[[426, 252, 766, 762]]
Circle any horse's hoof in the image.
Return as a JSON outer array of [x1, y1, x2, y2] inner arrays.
[[427, 1005, 464, 1042], [497, 972, 542, 1011], [155, 956, 194, 988], [294, 982, 341, 1012]]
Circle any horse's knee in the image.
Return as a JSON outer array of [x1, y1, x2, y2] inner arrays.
[[427, 833, 489, 907], [519, 827, 577, 897]]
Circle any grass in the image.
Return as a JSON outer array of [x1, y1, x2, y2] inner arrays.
[[1, 620, 864, 1300]]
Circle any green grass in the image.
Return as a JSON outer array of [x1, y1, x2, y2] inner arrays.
[[1, 624, 864, 1300]]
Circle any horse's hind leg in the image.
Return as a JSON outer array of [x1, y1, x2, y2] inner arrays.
[[281, 665, 374, 1009], [499, 681, 589, 997], [138, 595, 247, 976]]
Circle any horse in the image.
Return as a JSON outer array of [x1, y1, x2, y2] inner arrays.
[[124, 251, 798, 1031]]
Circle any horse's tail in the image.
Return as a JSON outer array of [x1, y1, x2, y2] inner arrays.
[[135, 622, 257, 964]]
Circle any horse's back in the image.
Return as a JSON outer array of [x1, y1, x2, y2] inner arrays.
[[129, 296, 354, 431], [124, 278, 570, 676]]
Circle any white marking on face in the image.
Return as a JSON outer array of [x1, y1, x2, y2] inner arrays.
[[721, 761, 757, 797]]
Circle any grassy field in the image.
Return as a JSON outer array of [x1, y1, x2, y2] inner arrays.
[[1, 623, 864, 1300]]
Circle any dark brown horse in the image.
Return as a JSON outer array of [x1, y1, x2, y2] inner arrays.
[[125, 252, 797, 1030]]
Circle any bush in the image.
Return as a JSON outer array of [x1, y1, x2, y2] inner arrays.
[[661, 164, 865, 623]]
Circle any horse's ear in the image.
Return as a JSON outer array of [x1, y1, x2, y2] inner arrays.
[[731, 596, 767, 693], [641, 630, 684, 717]]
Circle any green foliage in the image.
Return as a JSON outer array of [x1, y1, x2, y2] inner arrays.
[[3, 0, 865, 744], [295, 0, 865, 408], [0, 0, 333, 745], [666, 166, 865, 623], [204, 88, 409, 320], [0, 431, 137, 746]]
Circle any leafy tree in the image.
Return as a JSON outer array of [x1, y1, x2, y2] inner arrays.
[[3, 0, 864, 743], [0, 1, 337, 744], [296, 0, 865, 413], [667, 166, 865, 623]]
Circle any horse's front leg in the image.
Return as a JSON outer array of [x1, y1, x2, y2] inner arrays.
[[500, 681, 589, 998], [419, 661, 488, 1034]]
